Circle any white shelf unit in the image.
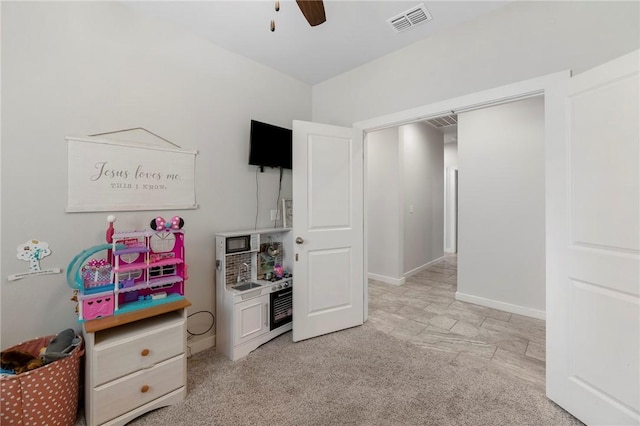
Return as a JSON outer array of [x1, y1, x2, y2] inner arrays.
[[110, 229, 185, 313]]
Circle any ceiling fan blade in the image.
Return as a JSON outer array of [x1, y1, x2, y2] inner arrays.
[[295, 0, 326, 27]]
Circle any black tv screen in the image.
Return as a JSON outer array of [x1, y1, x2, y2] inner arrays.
[[249, 120, 292, 169]]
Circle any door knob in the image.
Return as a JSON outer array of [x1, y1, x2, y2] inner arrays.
[[295, 237, 304, 244]]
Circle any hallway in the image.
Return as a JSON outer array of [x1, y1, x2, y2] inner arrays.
[[368, 255, 546, 388]]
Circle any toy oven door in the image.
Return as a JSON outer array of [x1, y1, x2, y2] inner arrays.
[[270, 287, 292, 331]]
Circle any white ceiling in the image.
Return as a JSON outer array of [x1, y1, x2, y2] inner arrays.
[[123, 1, 511, 85]]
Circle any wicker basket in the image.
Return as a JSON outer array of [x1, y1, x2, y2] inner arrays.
[[0, 334, 84, 426]]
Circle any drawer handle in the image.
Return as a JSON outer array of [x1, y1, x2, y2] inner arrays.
[[141, 349, 150, 357], [141, 385, 150, 393]]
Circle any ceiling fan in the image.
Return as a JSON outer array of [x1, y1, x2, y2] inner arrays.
[[271, 0, 326, 31], [295, 0, 326, 27]]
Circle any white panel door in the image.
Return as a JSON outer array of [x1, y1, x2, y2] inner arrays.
[[546, 50, 639, 425], [292, 120, 364, 342]]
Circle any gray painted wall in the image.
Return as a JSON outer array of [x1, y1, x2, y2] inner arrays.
[[367, 123, 444, 283], [401, 123, 444, 274], [2, 0, 638, 348], [313, 0, 638, 318], [312, 1, 639, 126], [1, 2, 311, 348], [367, 128, 403, 282], [457, 96, 546, 316]]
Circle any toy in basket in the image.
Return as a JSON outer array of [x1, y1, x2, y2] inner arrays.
[[67, 215, 187, 321]]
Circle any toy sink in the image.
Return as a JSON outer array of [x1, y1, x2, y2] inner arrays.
[[232, 282, 262, 291]]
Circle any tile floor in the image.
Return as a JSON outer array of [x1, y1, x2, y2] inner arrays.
[[367, 254, 546, 389]]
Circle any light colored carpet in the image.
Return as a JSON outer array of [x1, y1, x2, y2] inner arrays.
[[79, 323, 582, 425]]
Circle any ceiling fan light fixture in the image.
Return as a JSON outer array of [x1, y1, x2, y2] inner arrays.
[[296, 0, 326, 27]]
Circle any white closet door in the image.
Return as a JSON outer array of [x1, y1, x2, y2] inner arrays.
[[546, 50, 639, 425]]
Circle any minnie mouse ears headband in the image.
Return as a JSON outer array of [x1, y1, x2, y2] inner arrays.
[[150, 216, 185, 231]]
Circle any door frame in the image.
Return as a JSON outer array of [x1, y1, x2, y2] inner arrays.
[[354, 70, 569, 321], [354, 71, 568, 133], [445, 167, 458, 254]]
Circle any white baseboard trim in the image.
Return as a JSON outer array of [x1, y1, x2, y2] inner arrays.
[[187, 335, 215, 355], [404, 256, 445, 278], [368, 272, 405, 286], [455, 292, 546, 320]]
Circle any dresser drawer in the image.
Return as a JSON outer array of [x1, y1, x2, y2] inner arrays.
[[94, 314, 185, 385], [94, 355, 184, 425]]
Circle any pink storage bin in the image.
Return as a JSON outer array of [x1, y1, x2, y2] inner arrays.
[[81, 258, 112, 290], [0, 334, 84, 426], [81, 265, 112, 289], [82, 294, 114, 320]]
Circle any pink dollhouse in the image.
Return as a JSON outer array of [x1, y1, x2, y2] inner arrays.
[[68, 216, 187, 321]]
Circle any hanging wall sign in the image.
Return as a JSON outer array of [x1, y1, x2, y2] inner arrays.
[[66, 136, 198, 212]]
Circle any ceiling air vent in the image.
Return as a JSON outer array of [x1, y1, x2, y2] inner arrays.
[[387, 4, 433, 33], [425, 114, 458, 129]]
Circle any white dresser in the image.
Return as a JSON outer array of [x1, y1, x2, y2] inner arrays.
[[82, 300, 190, 426]]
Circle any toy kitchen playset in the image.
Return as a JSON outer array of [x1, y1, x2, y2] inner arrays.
[[215, 228, 293, 361]]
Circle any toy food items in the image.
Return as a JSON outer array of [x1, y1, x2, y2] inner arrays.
[[274, 263, 284, 279], [0, 349, 43, 374]]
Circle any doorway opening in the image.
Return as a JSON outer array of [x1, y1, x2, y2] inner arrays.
[[364, 96, 548, 387], [360, 72, 566, 388], [359, 71, 567, 321]]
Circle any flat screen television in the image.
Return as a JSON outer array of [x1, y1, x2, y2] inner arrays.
[[249, 120, 292, 170]]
